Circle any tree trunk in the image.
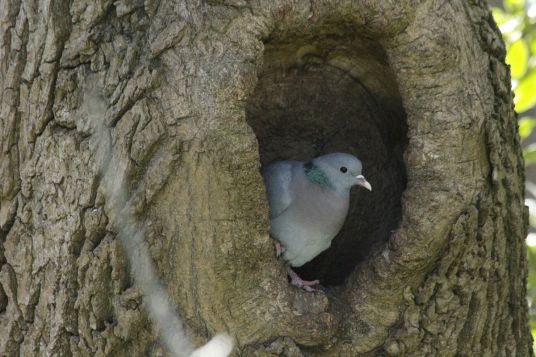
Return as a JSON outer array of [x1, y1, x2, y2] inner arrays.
[[0, 0, 532, 356]]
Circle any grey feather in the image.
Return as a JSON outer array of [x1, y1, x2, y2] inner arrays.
[[261, 161, 297, 219]]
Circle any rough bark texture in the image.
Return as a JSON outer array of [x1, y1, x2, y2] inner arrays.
[[0, 0, 531, 356]]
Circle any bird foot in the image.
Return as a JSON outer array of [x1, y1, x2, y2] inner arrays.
[[288, 268, 320, 292], [274, 241, 285, 257]]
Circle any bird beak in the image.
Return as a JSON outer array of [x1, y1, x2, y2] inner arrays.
[[355, 175, 372, 191]]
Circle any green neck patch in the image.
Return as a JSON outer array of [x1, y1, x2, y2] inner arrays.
[[304, 162, 331, 188]]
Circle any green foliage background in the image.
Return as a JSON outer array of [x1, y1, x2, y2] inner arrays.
[[492, 0, 536, 349]]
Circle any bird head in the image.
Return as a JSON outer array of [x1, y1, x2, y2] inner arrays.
[[311, 153, 372, 193]]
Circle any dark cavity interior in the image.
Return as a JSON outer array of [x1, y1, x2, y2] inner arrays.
[[246, 33, 407, 286]]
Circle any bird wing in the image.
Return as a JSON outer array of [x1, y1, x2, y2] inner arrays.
[[262, 161, 299, 219]]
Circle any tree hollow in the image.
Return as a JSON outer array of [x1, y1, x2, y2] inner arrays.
[[246, 34, 407, 285]]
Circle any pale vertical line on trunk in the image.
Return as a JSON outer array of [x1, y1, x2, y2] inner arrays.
[[88, 88, 233, 357]]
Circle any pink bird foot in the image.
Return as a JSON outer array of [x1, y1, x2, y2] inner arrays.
[[274, 240, 285, 257], [288, 268, 320, 292]]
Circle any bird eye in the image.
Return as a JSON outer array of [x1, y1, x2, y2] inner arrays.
[[340, 166, 347, 173]]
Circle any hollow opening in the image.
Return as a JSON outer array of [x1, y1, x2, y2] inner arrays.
[[246, 33, 408, 286]]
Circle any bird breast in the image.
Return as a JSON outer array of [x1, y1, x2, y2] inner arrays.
[[292, 179, 349, 237]]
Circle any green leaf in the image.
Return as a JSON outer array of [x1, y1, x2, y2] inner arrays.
[[514, 69, 536, 113], [524, 144, 536, 165], [519, 117, 536, 141], [492, 8, 510, 26], [505, 0, 525, 13], [507, 40, 529, 78], [530, 36, 536, 55]]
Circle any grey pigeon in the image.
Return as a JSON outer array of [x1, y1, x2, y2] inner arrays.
[[262, 153, 371, 291]]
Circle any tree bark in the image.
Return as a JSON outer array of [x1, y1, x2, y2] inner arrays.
[[0, 0, 531, 356]]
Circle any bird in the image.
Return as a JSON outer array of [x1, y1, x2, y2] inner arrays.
[[262, 152, 372, 292]]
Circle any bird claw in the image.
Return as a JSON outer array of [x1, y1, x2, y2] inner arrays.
[[302, 285, 316, 292], [288, 268, 320, 292], [274, 241, 285, 257]]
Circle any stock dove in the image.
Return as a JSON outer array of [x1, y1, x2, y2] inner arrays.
[[262, 153, 371, 291]]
